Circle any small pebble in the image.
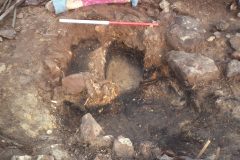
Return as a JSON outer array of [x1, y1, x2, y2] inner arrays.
[[226, 34, 231, 39], [214, 32, 221, 38], [47, 130, 52, 134], [207, 36, 215, 42], [0, 37, 2, 42], [238, 13, 240, 18]]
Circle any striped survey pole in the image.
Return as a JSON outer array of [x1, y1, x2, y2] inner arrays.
[[59, 19, 158, 27]]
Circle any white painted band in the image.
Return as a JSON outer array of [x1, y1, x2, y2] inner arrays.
[[59, 19, 109, 25]]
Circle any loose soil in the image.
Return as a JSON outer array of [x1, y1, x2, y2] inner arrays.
[[1, 0, 240, 160]]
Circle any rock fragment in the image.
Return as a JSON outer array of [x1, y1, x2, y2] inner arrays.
[[230, 3, 237, 11], [44, 59, 61, 77], [226, 60, 240, 77], [207, 36, 215, 42], [0, 37, 2, 42], [52, 149, 68, 160], [62, 74, 85, 95], [11, 155, 32, 160], [166, 16, 204, 52], [231, 51, 240, 60], [216, 20, 229, 31], [230, 33, 240, 50], [162, 150, 175, 157], [0, 30, 15, 39], [113, 135, 134, 158], [213, 32, 221, 38], [159, 0, 170, 12], [167, 51, 220, 85], [37, 155, 54, 160], [80, 113, 105, 145], [45, 1, 55, 13], [238, 13, 240, 18], [0, 63, 6, 74]]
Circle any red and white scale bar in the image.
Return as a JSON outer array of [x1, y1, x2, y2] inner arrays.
[[59, 19, 158, 27]]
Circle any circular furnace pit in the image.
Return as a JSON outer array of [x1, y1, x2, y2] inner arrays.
[[106, 53, 143, 92]]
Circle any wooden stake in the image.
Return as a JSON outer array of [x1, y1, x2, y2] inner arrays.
[[196, 140, 211, 159], [215, 147, 220, 160]]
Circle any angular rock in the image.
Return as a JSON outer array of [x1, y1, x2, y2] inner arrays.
[[159, 0, 170, 12], [230, 33, 240, 50], [226, 60, 240, 77], [44, 59, 61, 77], [80, 113, 105, 145], [206, 36, 215, 42], [0, 30, 15, 39], [216, 20, 229, 31], [0, 63, 6, 74], [45, 1, 55, 13], [158, 154, 173, 160], [52, 149, 68, 160], [167, 51, 220, 85], [231, 51, 240, 60], [230, 3, 237, 11], [213, 32, 221, 38], [37, 155, 54, 160], [167, 16, 204, 52], [62, 74, 85, 95], [0, 36, 2, 42], [113, 135, 134, 158], [11, 155, 32, 160]]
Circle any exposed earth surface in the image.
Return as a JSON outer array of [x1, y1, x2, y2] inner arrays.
[[1, 0, 240, 160]]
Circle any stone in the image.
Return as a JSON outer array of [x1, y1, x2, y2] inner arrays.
[[139, 141, 153, 157], [80, 113, 105, 145], [207, 36, 215, 42], [238, 13, 240, 18], [0, 30, 15, 39], [162, 150, 175, 157], [159, 0, 170, 12], [230, 33, 240, 50], [216, 20, 229, 31], [45, 1, 55, 13], [166, 16, 204, 52], [152, 148, 162, 159], [215, 97, 239, 114], [231, 51, 240, 60], [62, 74, 85, 95], [232, 106, 240, 120], [226, 60, 240, 77], [11, 155, 32, 160], [52, 149, 68, 160], [17, 12, 24, 19], [159, 154, 173, 160], [213, 32, 221, 38], [226, 34, 232, 39], [0, 36, 2, 42], [230, 3, 237, 11], [44, 59, 61, 77], [37, 155, 54, 160], [50, 77, 60, 87], [0, 63, 6, 74], [46, 130, 52, 134], [167, 51, 220, 85], [214, 90, 224, 97], [113, 135, 134, 158]]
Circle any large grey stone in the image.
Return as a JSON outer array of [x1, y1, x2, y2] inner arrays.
[[226, 60, 240, 77], [166, 16, 204, 52], [167, 51, 220, 85], [0, 30, 15, 39], [230, 33, 240, 51]]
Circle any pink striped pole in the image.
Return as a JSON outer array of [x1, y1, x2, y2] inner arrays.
[[59, 19, 158, 27]]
